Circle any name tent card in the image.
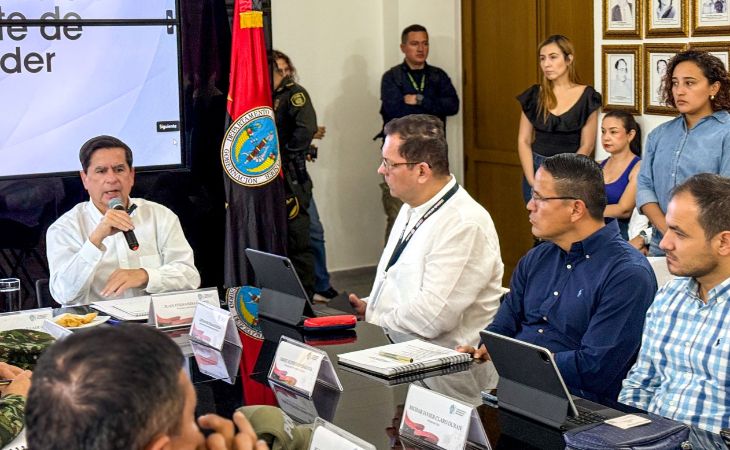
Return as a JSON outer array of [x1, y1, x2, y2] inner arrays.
[[400, 385, 490, 450], [308, 418, 375, 450], [149, 288, 219, 329], [41, 319, 73, 340], [189, 340, 242, 384], [0, 308, 53, 332], [268, 336, 342, 397], [189, 300, 241, 351]]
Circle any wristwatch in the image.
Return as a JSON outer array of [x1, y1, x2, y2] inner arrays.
[[416, 94, 424, 105], [639, 229, 650, 247]]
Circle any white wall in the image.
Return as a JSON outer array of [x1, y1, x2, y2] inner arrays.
[[592, 0, 724, 159], [272, 0, 462, 271]]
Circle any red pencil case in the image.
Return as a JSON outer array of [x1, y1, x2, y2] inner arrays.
[[302, 315, 356, 331]]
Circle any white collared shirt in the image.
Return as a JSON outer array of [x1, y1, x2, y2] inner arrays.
[[365, 176, 505, 348], [47, 198, 201, 305]]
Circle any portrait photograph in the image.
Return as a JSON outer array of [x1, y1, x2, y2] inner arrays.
[[646, 0, 689, 36], [602, 45, 642, 114], [689, 42, 730, 70], [692, 0, 730, 35], [644, 44, 685, 115], [604, 0, 643, 38]]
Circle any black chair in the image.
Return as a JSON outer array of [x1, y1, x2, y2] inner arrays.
[[0, 200, 56, 298], [35, 278, 61, 309]]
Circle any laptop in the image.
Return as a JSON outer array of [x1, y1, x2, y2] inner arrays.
[[479, 330, 625, 431], [245, 249, 350, 325]]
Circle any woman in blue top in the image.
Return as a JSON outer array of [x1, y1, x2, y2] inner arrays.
[[599, 111, 641, 240], [517, 35, 602, 204], [637, 50, 730, 255]]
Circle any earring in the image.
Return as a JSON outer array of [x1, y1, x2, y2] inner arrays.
[[711, 94, 716, 101]]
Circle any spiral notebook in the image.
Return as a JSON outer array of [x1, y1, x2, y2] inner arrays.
[[337, 339, 471, 378]]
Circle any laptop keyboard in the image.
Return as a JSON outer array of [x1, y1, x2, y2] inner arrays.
[[565, 408, 607, 426]]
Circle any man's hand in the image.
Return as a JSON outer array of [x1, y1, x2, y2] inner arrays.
[[403, 94, 418, 105], [348, 293, 367, 319], [199, 414, 235, 450], [455, 344, 491, 361], [89, 208, 135, 249], [629, 236, 648, 255], [101, 268, 148, 297], [200, 411, 269, 450], [313, 126, 326, 140], [0, 363, 32, 398]]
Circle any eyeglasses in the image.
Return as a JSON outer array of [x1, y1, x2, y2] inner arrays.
[[530, 192, 579, 203], [380, 158, 423, 171]]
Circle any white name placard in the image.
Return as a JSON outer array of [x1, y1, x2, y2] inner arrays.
[[268, 336, 342, 397], [309, 418, 375, 450], [0, 308, 53, 332], [149, 288, 219, 329], [189, 300, 241, 351], [41, 318, 73, 340], [399, 385, 490, 450]]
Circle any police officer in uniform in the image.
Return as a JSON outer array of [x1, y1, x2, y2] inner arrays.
[[273, 53, 317, 297]]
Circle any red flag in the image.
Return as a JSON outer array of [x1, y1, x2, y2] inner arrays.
[[223, 0, 285, 407], [222, 0, 287, 288], [227, 0, 272, 117]]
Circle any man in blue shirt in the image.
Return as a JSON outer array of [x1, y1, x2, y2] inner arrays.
[[620, 173, 730, 434], [459, 154, 656, 403]]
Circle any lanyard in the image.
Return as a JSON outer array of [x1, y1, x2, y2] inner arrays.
[[407, 71, 425, 93], [385, 183, 459, 272]]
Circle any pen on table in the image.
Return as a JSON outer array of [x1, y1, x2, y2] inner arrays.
[[378, 351, 414, 363]]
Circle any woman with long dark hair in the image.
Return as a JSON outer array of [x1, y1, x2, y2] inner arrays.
[[517, 35, 602, 203]]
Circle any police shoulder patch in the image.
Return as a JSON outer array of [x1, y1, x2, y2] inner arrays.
[[290, 92, 306, 107]]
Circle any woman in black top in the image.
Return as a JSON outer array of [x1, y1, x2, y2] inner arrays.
[[517, 35, 602, 203]]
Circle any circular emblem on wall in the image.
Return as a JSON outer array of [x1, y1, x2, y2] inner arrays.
[[227, 286, 263, 340], [221, 106, 280, 187]]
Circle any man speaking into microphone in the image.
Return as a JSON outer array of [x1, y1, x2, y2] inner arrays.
[[47, 136, 200, 305]]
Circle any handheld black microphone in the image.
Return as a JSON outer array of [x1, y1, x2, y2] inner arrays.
[[108, 197, 139, 251]]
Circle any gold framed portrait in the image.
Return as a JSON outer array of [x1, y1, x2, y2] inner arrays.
[[646, 0, 689, 36], [644, 43, 686, 115], [602, 45, 643, 114], [688, 42, 730, 70], [604, 0, 643, 38], [691, 0, 730, 35]]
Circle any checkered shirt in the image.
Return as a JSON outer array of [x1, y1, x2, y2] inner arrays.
[[619, 276, 730, 433]]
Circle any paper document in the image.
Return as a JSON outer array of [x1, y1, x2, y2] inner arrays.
[[91, 295, 151, 320]]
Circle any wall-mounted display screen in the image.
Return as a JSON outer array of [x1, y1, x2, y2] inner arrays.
[[0, 0, 184, 178]]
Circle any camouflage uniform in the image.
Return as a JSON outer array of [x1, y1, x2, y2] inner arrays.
[[0, 330, 55, 370], [0, 394, 24, 447]]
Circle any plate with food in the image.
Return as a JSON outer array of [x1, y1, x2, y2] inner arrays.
[[54, 312, 110, 329]]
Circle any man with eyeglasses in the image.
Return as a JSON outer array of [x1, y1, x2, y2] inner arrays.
[[349, 114, 504, 349], [458, 154, 656, 403]]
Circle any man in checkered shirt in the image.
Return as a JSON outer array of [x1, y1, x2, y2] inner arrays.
[[619, 173, 730, 434]]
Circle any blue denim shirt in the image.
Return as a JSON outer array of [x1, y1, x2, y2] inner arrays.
[[637, 110, 730, 253], [486, 221, 657, 402]]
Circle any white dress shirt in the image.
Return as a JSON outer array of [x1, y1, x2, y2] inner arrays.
[[47, 198, 201, 305], [365, 176, 505, 348]]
